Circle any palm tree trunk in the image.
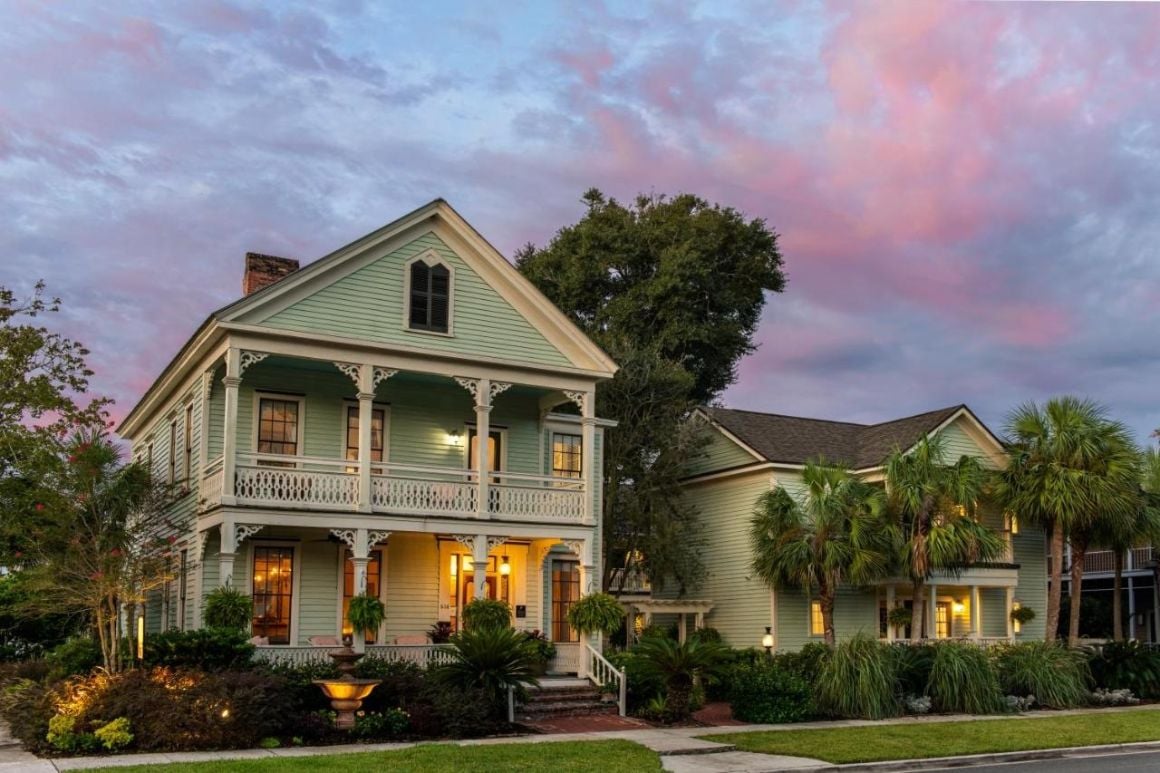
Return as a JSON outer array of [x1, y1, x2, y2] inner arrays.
[[911, 579, 926, 642], [821, 589, 836, 647], [1045, 523, 1064, 643], [1068, 534, 1088, 647], [1113, 550, 1124, 642]]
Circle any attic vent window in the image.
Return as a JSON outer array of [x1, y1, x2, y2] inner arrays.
[[408, 259, 451, 333]]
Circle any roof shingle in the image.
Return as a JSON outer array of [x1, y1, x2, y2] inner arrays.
[[704, 405, 965, 469]]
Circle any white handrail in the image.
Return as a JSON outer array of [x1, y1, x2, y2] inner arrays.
[[582, 642, 627, 717]]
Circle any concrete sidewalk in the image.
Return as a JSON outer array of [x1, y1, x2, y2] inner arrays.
[[11, 702, 1160, 772]]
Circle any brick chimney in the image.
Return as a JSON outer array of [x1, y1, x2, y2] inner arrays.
[[243, 252, 300, 295]]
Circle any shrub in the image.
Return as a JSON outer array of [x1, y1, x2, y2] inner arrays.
[[728, 660, 812, 723], [352, 707, 410, 739], [637, 695, 668, 722], [352, 657, 426, 715], [461, 599, 511, 632], [45, 637, 101, 680], [0, 678, 53, 751], [520, 630, 556, 669], [565, 593, 624, 636], [93, 717, 133, 751], [689, 627, 725, 645], [927, 641, 1005, 715], [203, 586, 252, 631], [817, 634, 898, 720], [432, 626, 539, 715], [608, 650, 665, 714], [775, 642, 831, 684], [892, 643, 936, 698], [993, 642, 1089, 709], [346, 594, 386, 638], [46, 714, 100, 753], [428, 621, 453, 643], [144, 628, 255, 671], [1088, 641, 1160, 699], [630, 636, 729, 722], [408, 682, 500, 738]]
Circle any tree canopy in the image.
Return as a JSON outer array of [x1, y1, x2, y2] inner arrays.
[[518, 190, 786, 593]]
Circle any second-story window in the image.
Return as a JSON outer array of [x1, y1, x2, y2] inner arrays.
[[344, 406, 385, 462], [183, 403, 194, 483], [408, 260, 450, 333], [258, 398, 300, 456], [551, 433, 582, 479], [168, 420, 178, 483]]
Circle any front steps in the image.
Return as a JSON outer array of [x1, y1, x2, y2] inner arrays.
[[518, 677, 618, 721]]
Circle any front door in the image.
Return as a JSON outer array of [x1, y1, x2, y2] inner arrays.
[[935, 602, 951, 639]]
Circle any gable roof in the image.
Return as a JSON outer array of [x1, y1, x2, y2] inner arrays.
[[702, 404, 978, 469], [119, 199, 616, 437]]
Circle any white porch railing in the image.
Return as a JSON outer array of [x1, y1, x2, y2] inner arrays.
[[609, 568, 652, 594], [582, 642, 627, 716], [201, 456, 224, 510], [252, 644, 455, 668], [1050, 546, 1155, 576], [234, 454, 359, 510], [889, 636, 1013, 647], [201, 453, 586, 524]]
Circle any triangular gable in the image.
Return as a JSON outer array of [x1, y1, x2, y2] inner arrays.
[[924, 407, 1008, 470], [684, 408, 767, 477], [218, 200, 617, 375]]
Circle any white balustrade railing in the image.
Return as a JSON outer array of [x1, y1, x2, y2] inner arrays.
[[372, 464, 477, 516], [252, 643, 455, 668], [1130, 546, 1154, 569], [204, 454, 586, 523], [234, 454, 359, 510], [582, 642, 627, 716], [609, 567, 652, 594], [201, 457, 224, 511], [489, 471, 585, 522]]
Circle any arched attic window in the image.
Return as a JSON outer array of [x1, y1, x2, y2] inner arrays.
[[408, 259, 451, 333]]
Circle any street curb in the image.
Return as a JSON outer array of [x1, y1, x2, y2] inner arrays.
[[829, 739, 1160, 771]]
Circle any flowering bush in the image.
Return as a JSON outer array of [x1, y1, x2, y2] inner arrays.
[[352, 708, 410, 739]]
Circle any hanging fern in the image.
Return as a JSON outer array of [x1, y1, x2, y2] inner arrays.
[[347, 593, 386, 636], [566, 593, 624, 636], [203, 585, 252, 631]]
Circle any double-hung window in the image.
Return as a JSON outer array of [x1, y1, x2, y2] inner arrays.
[[257, 397, 301, 461], [183, 403, 194, 483], [408, 260, 450, 333], [344, 406, 385, 462], [551, 433, 583, 479], [252, 546, 294, 644], [810, 601, 824, 636], [167, 420, 178, 483]]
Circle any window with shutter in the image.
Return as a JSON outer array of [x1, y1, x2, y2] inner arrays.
[[408, 259, 451, 333]]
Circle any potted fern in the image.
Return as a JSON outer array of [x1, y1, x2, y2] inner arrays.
[[565, 593, 624, 639], [1010, 605, 1036, 633], [347, 593, 386, 651]]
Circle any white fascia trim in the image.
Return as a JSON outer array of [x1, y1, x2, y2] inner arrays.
[[680, 463, 776, 487], [544, 412, 617, 429]]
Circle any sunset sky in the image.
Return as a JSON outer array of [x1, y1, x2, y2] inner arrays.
[[2, 1, 1159, 439]]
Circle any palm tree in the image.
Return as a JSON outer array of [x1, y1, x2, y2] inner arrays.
[[995, 397, 1138, 644], [750, 459, 893, 646], [884, 434, 1006, 642], [631, 635, 729, 722]]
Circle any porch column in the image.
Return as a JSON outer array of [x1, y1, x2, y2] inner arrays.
[[220, 348, 241, 505], [970, 586, 980, 640], [1129, 576, 1137, 640], [1005, 587, 1015, 639], [678, 614, 687, 644], [357, 365, 374, 513], [219, 521, 237, 587], [471, 379, 492, 519], [885, 586, 896, 642], [769, 589, 778, 649], [928, 584, 938, 639], [581, 391, 597, 526], [199, 370, 212, 474], [472, 533, 491, 600]]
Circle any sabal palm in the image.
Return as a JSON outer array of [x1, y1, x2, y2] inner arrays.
[[995, 397, 1139, 644], [750, 460, 892, 646], [884, 434, 1005, 642]]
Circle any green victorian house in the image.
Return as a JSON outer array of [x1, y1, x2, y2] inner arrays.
[[120, 200, 619, 680], [652, 405, 1048, 650]]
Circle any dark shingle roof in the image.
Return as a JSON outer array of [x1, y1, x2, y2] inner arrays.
[[705, 405, 965, 469]]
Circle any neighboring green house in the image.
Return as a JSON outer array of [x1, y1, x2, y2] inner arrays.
[[119, 200, 619, 676], [660, 404, 1047, 649]]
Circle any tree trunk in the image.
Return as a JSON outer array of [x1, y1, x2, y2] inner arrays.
[[1068, 535, 1088, 647], [1113, 550, 1124, 642], [911, 579, 926, 642], [1044, 523, 1064, 643], [665, 675, 693, 723], [821, 589, 836, 647]]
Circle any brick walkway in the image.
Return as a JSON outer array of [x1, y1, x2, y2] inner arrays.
[[522, 714, 651, 734]]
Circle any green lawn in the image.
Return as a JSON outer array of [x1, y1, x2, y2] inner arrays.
[[106, 740, 662, 772], [705, 709, 1160, 764]]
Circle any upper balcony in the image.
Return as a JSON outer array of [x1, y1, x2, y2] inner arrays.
[[195, 349, 599, 527]]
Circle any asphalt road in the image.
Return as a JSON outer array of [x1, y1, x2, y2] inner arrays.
[[925, 749, 1160, 772]]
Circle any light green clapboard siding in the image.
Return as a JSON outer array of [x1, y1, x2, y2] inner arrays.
[[297, 538, 340, 644], [232, 361, 542, 473], [257, 232, 570, 367], [776, 586, 881, 651], [938, 421, 1001, 470], [684, 428, 759, 477], [677, 471, 773, 648], [1013, 527, 1048, 639], [385, 533, 439, 637]]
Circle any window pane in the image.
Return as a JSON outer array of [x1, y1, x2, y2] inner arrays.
[[258, 399, 299, 456], [252, 547, 294, 645], [551, 560, 581, 642], [552, 433, 582, 478]]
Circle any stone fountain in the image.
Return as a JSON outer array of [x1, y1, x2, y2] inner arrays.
[[312, 638, 382, 730]]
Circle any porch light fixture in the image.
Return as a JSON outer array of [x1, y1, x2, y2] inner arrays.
[[500, 556, 511, 576], [447, 430, 463, 447], [761, 626, 773, 653], [953, 601, 966, 614]]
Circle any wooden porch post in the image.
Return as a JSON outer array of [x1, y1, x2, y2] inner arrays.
[[885, 586, 895, 642], [1005, 587, 1015, 640], [472, 533, 491, 600], [218, 521, 236, 588], [970, 586, 980, 640], [220, 348, 241, 506], [581, 392, 596, 527], [928, 584, 938, 639], [356, 365, 374, 513]]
